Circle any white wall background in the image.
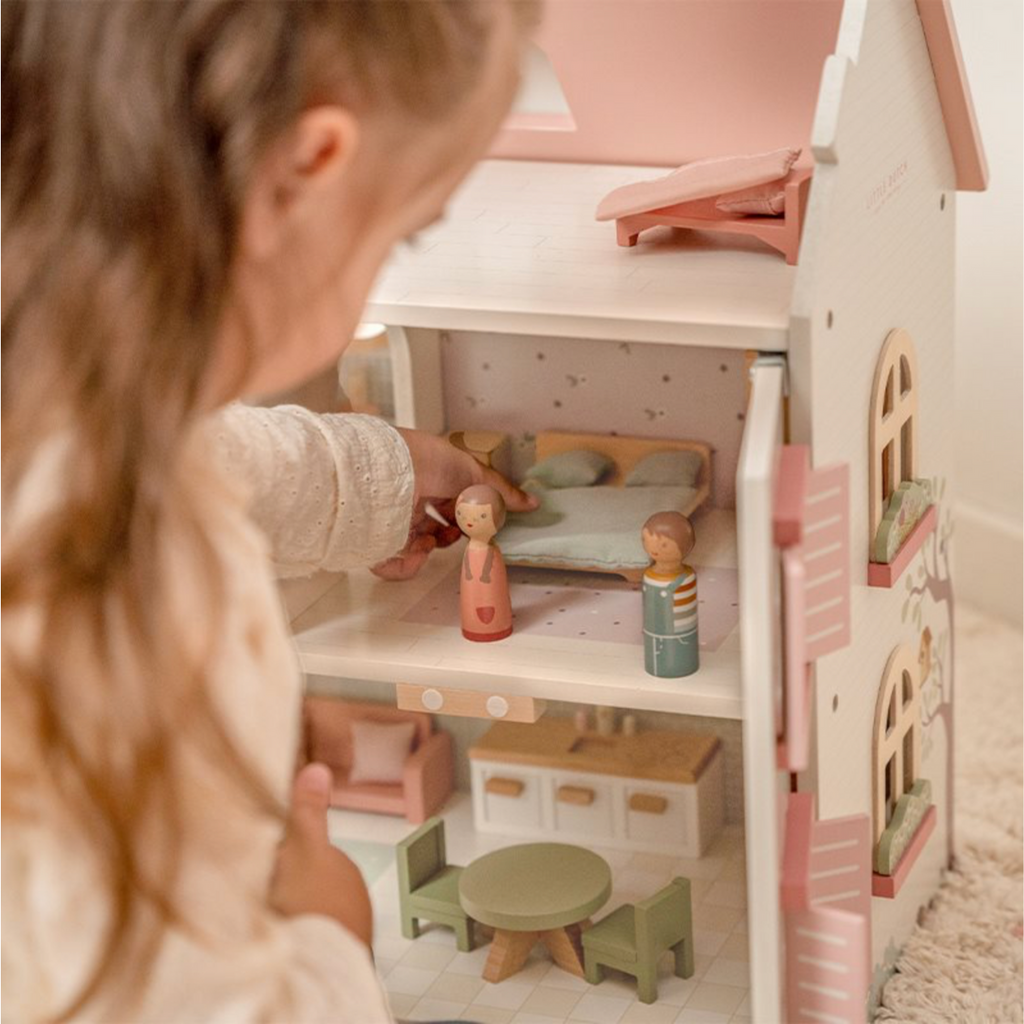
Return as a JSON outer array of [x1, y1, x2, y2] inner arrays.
[[949, 0, 1023, 625]]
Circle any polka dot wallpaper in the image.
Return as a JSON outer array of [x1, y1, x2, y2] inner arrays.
[[440, 331, 748, 506]]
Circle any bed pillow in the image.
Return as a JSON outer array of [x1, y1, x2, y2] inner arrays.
[[716, 178, 789, 216], [595, 147, 801, 221], [524, 449, 613, 489], [347, 719, 416, 785], [625, 450, 703, 488]]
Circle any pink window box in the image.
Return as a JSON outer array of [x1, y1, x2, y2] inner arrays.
[[871, 804, 938, 898], [868, 504, 938, 588]]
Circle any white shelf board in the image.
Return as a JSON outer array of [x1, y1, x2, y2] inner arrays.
[[290, 508, 742, 720], [366, 160, 794, 351]]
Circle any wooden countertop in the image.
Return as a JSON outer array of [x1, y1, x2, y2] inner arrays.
[[469, 717, 719, 785]]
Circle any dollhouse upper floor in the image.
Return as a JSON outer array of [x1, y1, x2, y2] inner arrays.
[[367, 0, 985, 352], [368, 158, 797, 351]]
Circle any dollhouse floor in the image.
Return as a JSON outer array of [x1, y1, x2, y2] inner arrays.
[[290, 509, 744, 720], [330, 795, 752, 1024], [401, 564, 739, 653]]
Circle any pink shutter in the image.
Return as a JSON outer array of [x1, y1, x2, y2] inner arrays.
[[802, 463, 852, 660], [808, 810, 872, 922], [786, 907, 869, 1024], [773, 448, 851, 771], [782, 794, 871, 1024]]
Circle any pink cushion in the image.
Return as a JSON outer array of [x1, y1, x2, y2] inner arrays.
[[715, 177, 790, 216], [595, 147, 801, 221], [348, 719, 416, 785]]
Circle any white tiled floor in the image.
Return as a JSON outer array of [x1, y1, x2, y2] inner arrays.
[[330, 795, 751, 1024]]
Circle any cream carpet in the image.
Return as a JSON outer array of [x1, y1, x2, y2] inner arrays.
[[877, 605, 1023, 1023]]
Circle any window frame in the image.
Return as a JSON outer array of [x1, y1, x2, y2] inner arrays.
[[871, 645, 921, 846], [869, 329, 920, 545]]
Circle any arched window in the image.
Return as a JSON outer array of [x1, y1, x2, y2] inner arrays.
[[872, 646, 921, 845], [869, 329, 919, 543]]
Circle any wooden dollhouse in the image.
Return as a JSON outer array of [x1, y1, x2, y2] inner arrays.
[[285, 1, 987, 1020]]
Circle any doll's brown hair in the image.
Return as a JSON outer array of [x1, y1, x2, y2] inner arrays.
[[642, 511, 696, 559], [1, 1, 536, 1017]]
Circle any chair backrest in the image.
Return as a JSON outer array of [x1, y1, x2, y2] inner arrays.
[[396, 817, 447, 894], [635, 877, 692, 962], [304, 697, 433, 774]]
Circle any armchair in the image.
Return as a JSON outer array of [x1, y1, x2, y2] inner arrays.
[[302, 697, 454, 823]]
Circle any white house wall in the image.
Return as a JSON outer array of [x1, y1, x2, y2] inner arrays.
[[789, 0, 958, 986]]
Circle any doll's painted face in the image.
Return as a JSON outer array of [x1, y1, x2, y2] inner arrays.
[[455, 484, 507, 543], [641, 511, 695, 571], [456, 501, 498, 541], [642, 530, 683, 566]]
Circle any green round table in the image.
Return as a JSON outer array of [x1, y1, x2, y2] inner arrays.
[[458, 843, 612, 983]]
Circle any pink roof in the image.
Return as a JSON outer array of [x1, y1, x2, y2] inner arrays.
[[915, 0, 988, 190], [494, 0, 987, 191]]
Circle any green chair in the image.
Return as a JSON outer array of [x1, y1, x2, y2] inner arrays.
[[396, 817, 477, 952], [582, 876, 694, 1004]]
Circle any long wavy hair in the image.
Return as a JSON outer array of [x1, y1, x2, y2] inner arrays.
[[1, 1, 534, 1017]]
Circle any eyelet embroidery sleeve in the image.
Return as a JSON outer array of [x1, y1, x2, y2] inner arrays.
[[210, 404, 415, 578]]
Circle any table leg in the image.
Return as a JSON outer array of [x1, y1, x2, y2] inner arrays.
[[539, 920, 590, 977], [483, 928, 538, 983]]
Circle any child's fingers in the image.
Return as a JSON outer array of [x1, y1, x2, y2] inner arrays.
[[370, 548, 432, 581], [286, 762, 332, 847], [478, 465, 540, 513]]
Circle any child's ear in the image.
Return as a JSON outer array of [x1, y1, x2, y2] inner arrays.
[[240, 106, 360, 260]]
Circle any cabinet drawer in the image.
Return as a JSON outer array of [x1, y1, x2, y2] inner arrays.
[[624, 783, 692, 850], [477, 766, 543, 830], [552, 774, 615, 840]]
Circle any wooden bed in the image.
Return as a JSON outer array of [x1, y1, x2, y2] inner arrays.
[[500, 430, 713, 582]]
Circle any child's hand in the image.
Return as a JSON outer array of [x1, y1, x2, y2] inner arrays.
[[270, 763, 373, 948], [371, 428, 539, 581]]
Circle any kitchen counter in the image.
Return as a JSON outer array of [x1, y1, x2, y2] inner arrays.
[[469, 717, 719, 785]]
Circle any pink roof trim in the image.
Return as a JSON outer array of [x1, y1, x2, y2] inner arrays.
[[915, 0, 989, 191]]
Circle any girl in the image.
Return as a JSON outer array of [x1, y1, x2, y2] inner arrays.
[[2, 2, 538, 1020]]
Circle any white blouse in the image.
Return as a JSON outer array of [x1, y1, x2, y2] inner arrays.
[[2, 405, 415, 1022]]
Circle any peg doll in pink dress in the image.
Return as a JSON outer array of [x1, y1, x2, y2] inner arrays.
[[455, 484, 512, 642]]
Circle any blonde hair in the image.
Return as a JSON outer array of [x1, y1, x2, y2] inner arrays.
[[1, 1, 535, 1016]]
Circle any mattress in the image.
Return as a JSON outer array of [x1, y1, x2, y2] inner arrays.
[[498, 484, 698, 571]]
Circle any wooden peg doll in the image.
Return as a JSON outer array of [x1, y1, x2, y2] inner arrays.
[[455, 484, 512, 642], [641, 511, 699, 677]]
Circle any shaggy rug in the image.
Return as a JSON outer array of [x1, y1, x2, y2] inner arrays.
[[877, 604, 1023, 1023]]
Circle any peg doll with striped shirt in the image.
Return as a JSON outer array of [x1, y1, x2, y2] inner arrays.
[[641, 511, 700, 678]]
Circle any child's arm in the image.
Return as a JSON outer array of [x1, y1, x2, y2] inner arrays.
[[211, 403, 415, 577], [210, 403, 536, 578]]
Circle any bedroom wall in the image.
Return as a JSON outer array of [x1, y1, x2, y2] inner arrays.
[[439, 331, 748, 508]]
